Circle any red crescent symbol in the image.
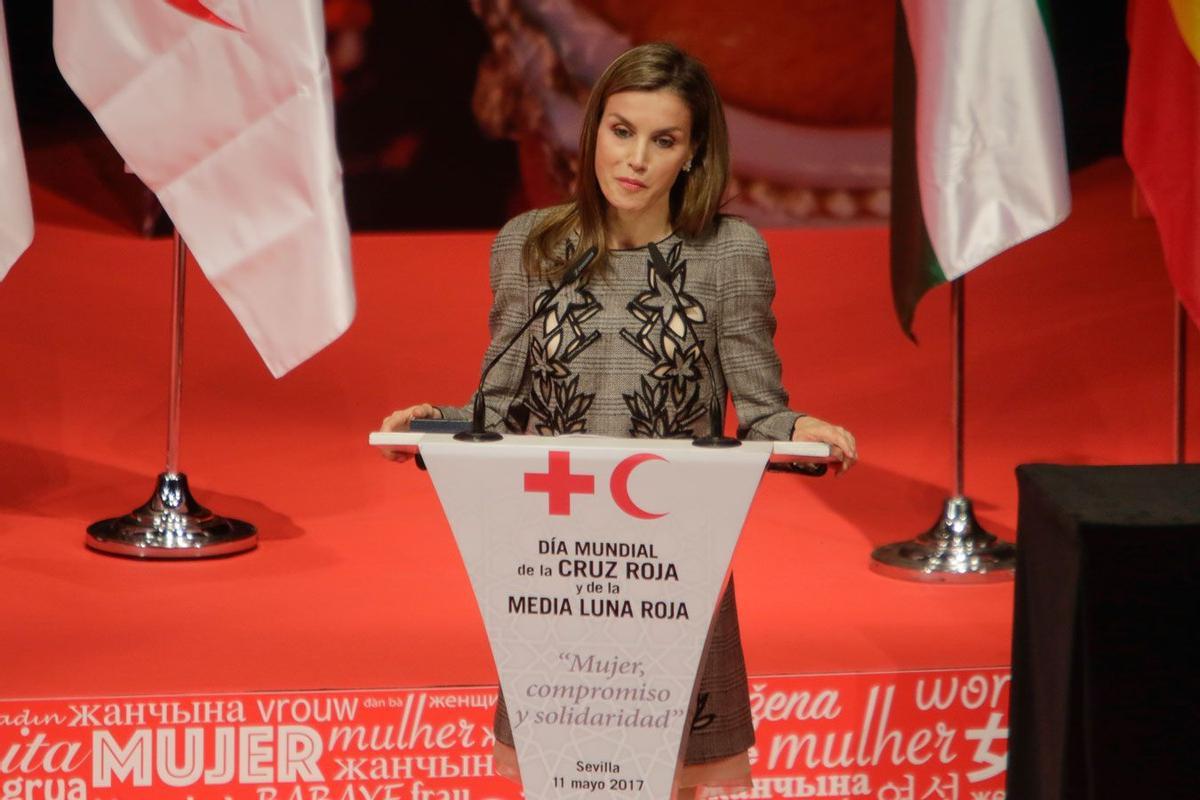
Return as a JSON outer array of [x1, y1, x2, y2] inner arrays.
[[163, 0, 243, 31], [610, 454, 667, 520]]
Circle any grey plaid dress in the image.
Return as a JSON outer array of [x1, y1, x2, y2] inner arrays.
[[438, 209, 802, 764]]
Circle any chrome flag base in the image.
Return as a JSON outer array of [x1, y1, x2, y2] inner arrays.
[[86, 472, 257, 559], [869, 496, 1015, 583]]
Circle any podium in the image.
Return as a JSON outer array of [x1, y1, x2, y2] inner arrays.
[[1006, 464, 1200, 798], [370, 432, 830, 800]]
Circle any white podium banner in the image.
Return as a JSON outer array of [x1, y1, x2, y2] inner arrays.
[[419, 435, 770, 800]]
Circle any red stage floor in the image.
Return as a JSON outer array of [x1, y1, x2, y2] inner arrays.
[[0, 158, 1193, 700]]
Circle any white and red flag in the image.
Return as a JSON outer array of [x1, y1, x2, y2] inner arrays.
[[54, 0, 356, 377], [0, 0, 33, 281]]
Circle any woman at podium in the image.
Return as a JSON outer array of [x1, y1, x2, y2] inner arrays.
[[383, 42, 856, 799]]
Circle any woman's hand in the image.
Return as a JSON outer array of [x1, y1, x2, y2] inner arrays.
[[791, 415, 857, 475], [379, 403, 441, 462]]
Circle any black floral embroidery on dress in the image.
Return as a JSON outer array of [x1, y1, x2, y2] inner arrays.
[[507, 242, 603, 435], [621, 241, 708, 437], [690, 692, 716, 732]]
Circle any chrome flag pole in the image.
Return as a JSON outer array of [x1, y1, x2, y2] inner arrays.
[[870, 278, 1016, 582], [1175, 301, 1188, 463], [86, 231, 256, 558]]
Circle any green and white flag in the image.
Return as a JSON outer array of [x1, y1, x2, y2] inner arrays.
[[891, 0, 1070, 337]]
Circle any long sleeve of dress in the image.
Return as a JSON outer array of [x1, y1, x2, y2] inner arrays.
[[435, 212, 539, 427], [715, 222, 802, 442]]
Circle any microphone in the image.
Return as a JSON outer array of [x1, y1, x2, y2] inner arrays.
[[767, 461, 829, 477], [646, 242, 740, 448], [454, 245, 598, 442]]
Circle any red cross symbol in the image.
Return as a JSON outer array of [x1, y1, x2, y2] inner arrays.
[[524, 451, 595, 515]]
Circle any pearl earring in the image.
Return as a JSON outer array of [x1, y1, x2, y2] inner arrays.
[[683, 158, 693, 173]]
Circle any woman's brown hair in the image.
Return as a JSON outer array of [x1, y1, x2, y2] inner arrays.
[[522, 42, 731, 280]]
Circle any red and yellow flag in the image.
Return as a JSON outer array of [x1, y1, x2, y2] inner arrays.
[[1124, 0, 1200, 326]]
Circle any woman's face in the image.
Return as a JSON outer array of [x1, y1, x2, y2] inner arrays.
[[594, 89, 696, 227]]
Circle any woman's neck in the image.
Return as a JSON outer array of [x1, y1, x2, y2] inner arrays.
[[605, 206, 673, 250]]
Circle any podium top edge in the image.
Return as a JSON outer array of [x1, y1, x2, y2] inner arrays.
[[368, 431, 832, 459]]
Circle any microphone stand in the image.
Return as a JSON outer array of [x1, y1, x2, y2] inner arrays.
[[454, 245, 598, 442], [647, 242, 740, 448]]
